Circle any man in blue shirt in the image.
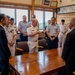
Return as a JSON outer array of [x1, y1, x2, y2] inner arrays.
[[46, 17, 60, 49], [18, 15, 30, 41]]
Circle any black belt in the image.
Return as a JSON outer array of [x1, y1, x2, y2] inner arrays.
[[51, 36, 55, 38]]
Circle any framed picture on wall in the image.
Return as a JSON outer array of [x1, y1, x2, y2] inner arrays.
[[35, 0, 42, 5], [42, 0, 50, 6], [50, 1, 58, 7], [57, 5, 75, 14]]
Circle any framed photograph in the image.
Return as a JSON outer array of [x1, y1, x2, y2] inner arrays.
[[50, 1, 58, 7], [42, 0, 50, 6], [57, 5, 75, 14], [35, 0, 42, 5]]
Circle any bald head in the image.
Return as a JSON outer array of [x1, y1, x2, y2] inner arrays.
[[70, 18, 75, 27], [32, 19, 38, 27], [69, 18, 75, 29]]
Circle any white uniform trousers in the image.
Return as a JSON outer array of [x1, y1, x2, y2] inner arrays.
[[58, 33, 66, 48], [27, 41, 38, 54], [8, 44, 15, 56]]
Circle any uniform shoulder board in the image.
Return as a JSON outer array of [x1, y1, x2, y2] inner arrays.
[[28, 26, 31, 28]]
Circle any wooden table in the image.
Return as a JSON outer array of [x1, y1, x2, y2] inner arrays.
[[10, 48, 65, 75]]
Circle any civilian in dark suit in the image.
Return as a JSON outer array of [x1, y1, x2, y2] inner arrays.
[[62, 18, 75, 75], [0, 14, 11, 75]]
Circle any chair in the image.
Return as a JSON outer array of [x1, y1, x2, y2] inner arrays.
[[16, 39, 48, 55], [16, 42, 29, 55], [38, 39, 48, 51]]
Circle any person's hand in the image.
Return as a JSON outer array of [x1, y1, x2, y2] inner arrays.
[[8, 42, 12, 46], [23, 32, 27, 36], [50, 37, 55, 41], [50, 37, 53, 40], [8, 42, 14, 46], [11, 41, 15, 46], [36, 31, 41, 34], [43, 30, 47, 33], [38, 31, 42, 34]]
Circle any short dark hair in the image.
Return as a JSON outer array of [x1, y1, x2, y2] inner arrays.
[[51, 17, 56, 20], [6, 15, 10, 19], [0, 14, 5, 22], [10, 18, 14, 21], [23, 15, 26, 17], [32, 14, 36, 18], [61, 19, 65, 22]]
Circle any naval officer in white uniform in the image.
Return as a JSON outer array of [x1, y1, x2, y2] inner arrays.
[[4, 16, 16, 56], [27, 19, 40, 53], [58, 19, 68, 47]]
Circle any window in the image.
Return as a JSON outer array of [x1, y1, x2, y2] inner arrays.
[[0, 8, 15, 18], [34, 10, 43, 30], [0, 8, 28, 27], [45, 12, 53, 26], [34, 10, 53, 29], [16, 9, 28, 27], [0, 8, 53, 29]]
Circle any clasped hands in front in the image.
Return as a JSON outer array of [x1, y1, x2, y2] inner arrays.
[[8, 41, 14, 46]]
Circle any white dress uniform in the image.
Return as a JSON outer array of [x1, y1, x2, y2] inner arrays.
[[27, 25, 39, 53], [58, 24, 68, 47], [4, 25, 16, 56]]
